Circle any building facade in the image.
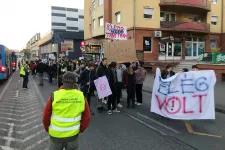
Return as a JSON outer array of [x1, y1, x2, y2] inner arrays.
[[26, 33, 41, 60], [84, 0, 225, 62], [37, 6, 84, 60]]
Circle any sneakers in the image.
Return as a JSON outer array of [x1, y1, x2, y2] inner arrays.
[[113, 109, 120, 113], [108, 110, 112, 115], [136, 103, 142, 106], [108, 109, 120, 115], [117, 103, 123, 108]]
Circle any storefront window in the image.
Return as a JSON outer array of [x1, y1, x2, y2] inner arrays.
[[185, 42, 192, 56], [174, 43, 181, 56]]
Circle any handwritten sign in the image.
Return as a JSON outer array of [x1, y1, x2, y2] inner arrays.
[[103, 39, 137, 63], [150, 68, 216, 120], [105, 22, 127, 40], [94, 76, 112, 99]]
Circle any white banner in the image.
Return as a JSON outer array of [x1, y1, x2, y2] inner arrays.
[[105, 22, 127, 40], [94, 76, 112, 99], [150, 68, 216, 120]]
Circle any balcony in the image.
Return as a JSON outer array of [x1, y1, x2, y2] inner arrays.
[[160, 0, 211, 12], [160, 21, 210, 33]]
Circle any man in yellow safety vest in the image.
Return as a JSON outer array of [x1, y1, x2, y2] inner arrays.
[[42, 71, 91, 150], [20, 61, 30, 89]]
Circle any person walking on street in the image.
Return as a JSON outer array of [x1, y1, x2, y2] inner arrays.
[[108, 62, 120, 115], [80, 63, 96, 115], [135, 61, 146, 106], [42, 72, 91, 150], [20, 61, 30, 89], [116, 63, 124, 108], [96, 58, 108, 113], [36, 59, 45, 86]]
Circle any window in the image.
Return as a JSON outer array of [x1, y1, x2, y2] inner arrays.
[[99, 0, 103, 6], [92, 0, 96, 9], [93, 19, 96, 28], [212, 0, 218, 4], [211, 16, 218, 25], [98, 16, 104, 26], [89, 7, 92, 15], [144, 7, 153, 19], [143, 37, 152, 52], [160, 12, 176, 21], [210, 40, 217, 48], [89, 24, 92, 32], [115, 12, 121, 24]]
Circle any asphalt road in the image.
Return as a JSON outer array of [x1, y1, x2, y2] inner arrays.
[[0, 71, 224, 150]]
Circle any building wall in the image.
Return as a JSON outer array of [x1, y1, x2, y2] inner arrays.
[[51, 6, 84, 32], [84, 0, 92, 40], [135, 0, 161, 28], [92, 5, 104, 37], [207, 1, 222, 33], [111, 0, 134, 28]]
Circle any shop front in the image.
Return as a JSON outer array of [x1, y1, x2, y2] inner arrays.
[[159, 36, 182, 60], [185, 37, 205, 60]]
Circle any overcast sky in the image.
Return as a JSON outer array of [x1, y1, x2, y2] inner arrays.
[[0, 0, 84, 50]]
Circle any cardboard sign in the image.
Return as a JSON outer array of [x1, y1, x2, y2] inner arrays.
[[150, 68, 216, 120], [103, 39, 137, 63], [94, 76, 112, 99]]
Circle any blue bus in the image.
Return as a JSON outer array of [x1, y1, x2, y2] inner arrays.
[[0, 45, 15, 80]]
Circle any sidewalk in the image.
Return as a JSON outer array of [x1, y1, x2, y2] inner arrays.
[[143, 73, 225, 113]]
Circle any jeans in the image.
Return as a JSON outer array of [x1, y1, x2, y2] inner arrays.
[[83, 92, 92, 109], [49, 136, 79, 150], [49, 73, 53, 83], [108, 84, 117, 110], [38, 73, 44, 85], [127, 85, 135, 107], [22, 76, 28, 88], [136, 84, 143, 103], [116, 82, 123, 104]]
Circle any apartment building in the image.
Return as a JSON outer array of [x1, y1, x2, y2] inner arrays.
[[84, 0, 225, 62], [26, 33, 41, 60]]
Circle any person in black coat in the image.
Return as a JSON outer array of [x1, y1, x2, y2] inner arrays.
[[107, 62, 120, 114], [80, 63, 96, 115], [161, 64, 175, 79]]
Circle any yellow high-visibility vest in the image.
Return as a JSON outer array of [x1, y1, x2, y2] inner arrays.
[[49, 89, 85, 138], [20, 66, 25, 76]]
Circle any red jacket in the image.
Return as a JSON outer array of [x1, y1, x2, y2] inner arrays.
[[42, 86, 91, 133]]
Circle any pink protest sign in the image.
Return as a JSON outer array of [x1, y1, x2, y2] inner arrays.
[[94, 76, 112, 99]]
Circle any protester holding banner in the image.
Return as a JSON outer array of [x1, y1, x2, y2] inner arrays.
[[161, 64, 175, 79], [123, 63, 136, 108], [135, 61, 146, 106], [96, 58, 109, 113], [80, 63, 96, 115], [107, 62, 120, 115], [116, 63, 124, 108], [192, 65, 199, 71]]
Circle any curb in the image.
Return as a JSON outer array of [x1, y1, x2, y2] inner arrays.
[[143, 88, 225, 114]]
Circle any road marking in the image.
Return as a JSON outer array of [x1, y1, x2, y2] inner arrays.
[[0, 73, 14, 100], [16, 124, 43, 134], [24, 136, 48, 150], [32, 78, 46, 107], [0, 103, 40, 109], [184, 121, 223, 139], [126, 113, 167, 136], [0, 145, 19, 150], [0, 128, 7, 131], [0, 107, 40, 113], [0, 118, 41, 127], [4, 123, 14, 147], [23, 130, 45, 142], [15, 90, 19, 97], [137, 112, 180, 134], [0, 110, 40, 117], [0, 113, 40, 122]]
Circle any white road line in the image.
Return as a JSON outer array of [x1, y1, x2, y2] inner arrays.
[[0, 103, 40, 109], [0, 113, 40, 122], [0, 110, 40, 117], [16, 124, 43, 134], [0, 145, 19, 150], [23, 130, 45, 142], [0, 107, 40, 113], [24, 136, 49, 150], [4, 123, 14, 147], [32, 78, 46, 107], [0, 128, 7, 131], [136, 112, 180, 134], [15, 90, 19, 98], [0, 73, 14, 100], [126, 113, 167, 136], [0, 118, 41, 127]]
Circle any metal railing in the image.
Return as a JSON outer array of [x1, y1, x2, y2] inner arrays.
[[160, 21, 210, 32], [160, 0, 211, 10]]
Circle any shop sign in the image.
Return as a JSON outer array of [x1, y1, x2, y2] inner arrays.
[[143, 37, 152, 52], [212, 52, 225, 63], [61, 40, 74, 52]]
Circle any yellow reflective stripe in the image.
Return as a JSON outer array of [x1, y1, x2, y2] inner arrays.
[[51, 114, 81, 123], [49, 124, 80, 132]]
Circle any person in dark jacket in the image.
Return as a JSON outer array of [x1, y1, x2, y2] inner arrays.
[[122, 63, 136, 108], [48, 62, 54, 83], [96, 58, 108, 112], [80, 63, 96, 115], [107, 62, 120, 115], [161, 64, 175, 79], [36, 60, 45, 86]]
